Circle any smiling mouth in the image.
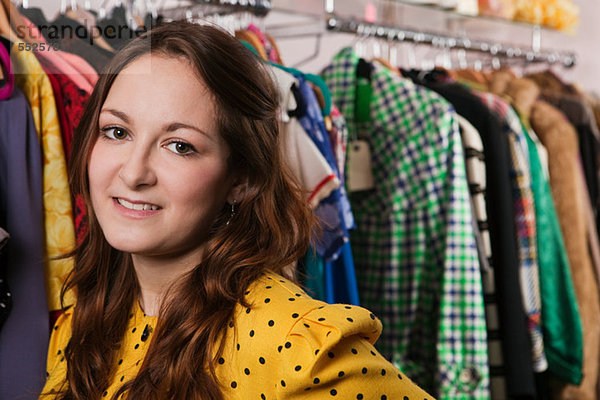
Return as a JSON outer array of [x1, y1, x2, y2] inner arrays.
[[115, 198, 162, 211]]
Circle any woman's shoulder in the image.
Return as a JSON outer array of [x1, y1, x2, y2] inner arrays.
[[239, 271, 382, 340], [215, 272, 434, 399], [225, 271, 384, 364]]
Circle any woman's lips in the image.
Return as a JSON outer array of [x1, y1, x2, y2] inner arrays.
[[113, 198, 163, 218]]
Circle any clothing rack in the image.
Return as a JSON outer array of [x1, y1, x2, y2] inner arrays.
[[161, 0, 272, 17], [325, 13, 577, 68]]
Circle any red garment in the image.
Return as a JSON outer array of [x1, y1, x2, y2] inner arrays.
[[74, 194, 88, 244], [37, 61, 90, 243], [34, 59, 84, 156], [53, 77, 90, 243], [43, 72, 89, 161]]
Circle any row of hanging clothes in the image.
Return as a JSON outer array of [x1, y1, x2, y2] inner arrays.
[[0, 1, 140, 398], [318, 44, 600, 400], [235, 22, 364, 306]]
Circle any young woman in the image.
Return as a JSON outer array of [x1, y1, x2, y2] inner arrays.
[[41, 21, 433, 400]]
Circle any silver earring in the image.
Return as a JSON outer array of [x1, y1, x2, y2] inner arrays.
[[226, 200, 236, 226]]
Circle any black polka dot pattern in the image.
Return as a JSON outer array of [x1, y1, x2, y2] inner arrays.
[[41, 273, 432, 400]]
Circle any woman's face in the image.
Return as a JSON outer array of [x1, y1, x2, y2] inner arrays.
[[88, 54, 236, 262]]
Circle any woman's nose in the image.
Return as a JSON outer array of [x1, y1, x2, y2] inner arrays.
[[118, 146, 157, 189]]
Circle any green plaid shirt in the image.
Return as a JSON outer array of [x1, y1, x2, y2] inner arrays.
[[322, 48, 489, 399]]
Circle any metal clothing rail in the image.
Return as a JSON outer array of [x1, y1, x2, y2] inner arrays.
[[326, 13, 577, 68], [185, 0, 272, 16]]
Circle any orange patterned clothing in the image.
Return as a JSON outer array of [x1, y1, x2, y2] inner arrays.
[[41, 272, 435, 399], [10, 42, 76, 311]]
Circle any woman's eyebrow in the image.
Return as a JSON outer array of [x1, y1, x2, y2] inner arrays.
[[100, 108, 130, 124], [165, 122, 214, 141]]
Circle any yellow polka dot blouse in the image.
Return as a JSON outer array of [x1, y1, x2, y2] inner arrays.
[[41, 272, 435, 399]]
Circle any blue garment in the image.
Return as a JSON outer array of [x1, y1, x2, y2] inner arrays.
[[304, 243, 361, 307], [296, 76, 355, 261], [0, 86, 48, 400], [324, 242, 361, 306], [294, 75, 360, 307]]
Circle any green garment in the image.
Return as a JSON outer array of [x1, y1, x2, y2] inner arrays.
[[322, 48, 489, 399], [303, 247, 326, 301], [524, 125, 583, 384]]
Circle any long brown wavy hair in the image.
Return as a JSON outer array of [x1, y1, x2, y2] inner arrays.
[[55, 21, 316, 400]]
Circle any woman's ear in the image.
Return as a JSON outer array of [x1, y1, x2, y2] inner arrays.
[[227, 176, 248, 204]]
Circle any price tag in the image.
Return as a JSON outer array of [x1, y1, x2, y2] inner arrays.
[[347, 140, 375, 192]]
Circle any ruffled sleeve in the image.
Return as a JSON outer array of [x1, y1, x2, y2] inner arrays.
[[275, 303, 434, 399]]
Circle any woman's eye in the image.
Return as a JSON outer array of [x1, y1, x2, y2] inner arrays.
[[166, 141, 196, 155], [103, 127, 128, 140]]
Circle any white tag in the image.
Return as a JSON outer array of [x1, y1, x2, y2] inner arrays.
[[347, 140, 375, 192]]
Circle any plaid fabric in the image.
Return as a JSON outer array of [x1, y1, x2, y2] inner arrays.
[[475, 92, 547, 372], [322, 48, 489, 399]]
